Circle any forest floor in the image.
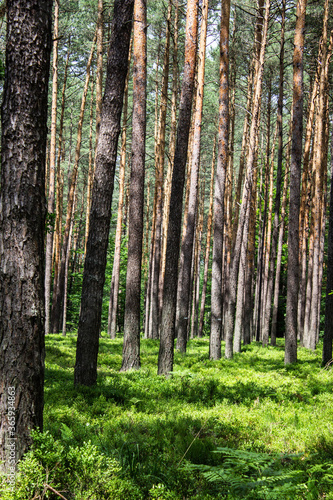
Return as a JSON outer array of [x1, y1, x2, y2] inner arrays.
[[2, 334, 333, 499]]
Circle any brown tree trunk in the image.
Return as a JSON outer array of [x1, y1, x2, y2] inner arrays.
[[121, 0, 147, 371], [176, 0, 208, 353], [150, 1, 172, 340], [0, 0, 52, 471], [45, 0, 59, 335], [323, 119, 333, 365], [209, 0, 230, 360], [285, 0, 307, 365], [158, 0, 198, 375], [74, 0, 134, 386], [51, 33, 96, 334], [224, 0, 270, 359], [198, 135, 216, 338]]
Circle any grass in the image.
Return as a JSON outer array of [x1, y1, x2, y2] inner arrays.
[[2, 334, 333, 499]]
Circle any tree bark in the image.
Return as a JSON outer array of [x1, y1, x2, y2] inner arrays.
[[176, 0, 208, 353], [51, 33, 96, 334], [285, 0, 307, 364], [0, 0, 52, 471], [45, 0, 59, 335], [158, 0, 198, 375], [121, 0, 147, 371], [108, 39, 132, 339], [209, 0, 230, 360], [74, 0, 134, 386]]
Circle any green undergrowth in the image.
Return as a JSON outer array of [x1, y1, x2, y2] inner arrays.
[[1, 335, 333, 499]]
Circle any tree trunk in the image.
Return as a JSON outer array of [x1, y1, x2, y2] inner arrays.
[[158, 0, 198, 375], [224, 0, 270, 359], [198, 135, 216, 338], [121, 0, 147, 371], [285, 0, 307, 365], [176, 0, 208, 353], [209, 0, 230, 360], [74, 0, 134, 386], [323, 120, 333, 366], [0, 0, 52, 471], [108, 39, 132, 339], [51, 33, 96, 334], [150, 1, 172, 340], [45, 0, 59, 335]]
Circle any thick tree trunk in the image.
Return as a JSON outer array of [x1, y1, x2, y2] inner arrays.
[[0, 0, 52, 471], [210, 0, 230, 360], [74, 0, 134, 386], [285, 0, 307, 365], [121, 0, 147, 371], [158, 0, 198, 375]]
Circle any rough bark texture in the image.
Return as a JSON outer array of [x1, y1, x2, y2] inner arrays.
[[121, 0, 146, 371], [0, 0, 52, 471], [285, 0, 307, 365], [74, 0, 134, 386], [158, 0, 198, 375], [209, 0, 230, 360]]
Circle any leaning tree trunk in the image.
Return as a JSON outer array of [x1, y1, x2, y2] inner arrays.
[[108, 40, 132, 339], [74, 0, 134, 386], [157, 0, 198, 375], [0, 0, 52, 471], [121, 0, 147, 371], [51, 33, 96, 334], [285, 0, 307, 364]]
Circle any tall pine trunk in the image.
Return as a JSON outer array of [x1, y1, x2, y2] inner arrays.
[[74, 0, 134, 386], [0, 0, 52, 470], [285, 0, 307, 364], [158, 0, 198, 375], [121, 0, 147, 371], [209, 0, 230, 360]]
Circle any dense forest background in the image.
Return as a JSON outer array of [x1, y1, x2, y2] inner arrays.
[[2, 0, 328, 356]]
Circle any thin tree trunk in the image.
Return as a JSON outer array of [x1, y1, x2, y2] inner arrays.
[[62, 192, 77, 337], [74, 0, 134, 386], [209, 0, 230, 360], [45, 0, 59, 335], [108, 39, 132, 339], [323, 119, 333, 366], [150, 1, 172, 340], [176, 0, 209, 353], [158, 0, 198, 375], [198, 135, 216, 338], [121, 0, 147, 371], [224, 0, 270, 359], [51, 33, 96, 334], [285, 0, 307, 364]]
